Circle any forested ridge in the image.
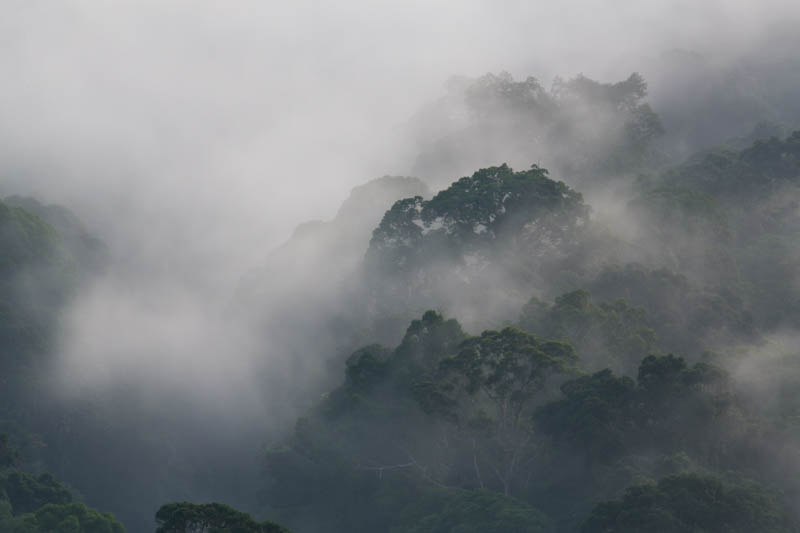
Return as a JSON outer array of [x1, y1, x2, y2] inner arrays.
[[3, 67, 800, 533]]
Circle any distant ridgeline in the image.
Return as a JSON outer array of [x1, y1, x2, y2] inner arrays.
[[0, 193, 111, 414], [235, 175, 430, 316], [0, 195, 106, 374], [410, 71, 664, 186], [653, 130, 800, 197], [0, 199, 126, 533], [229, 175, 433, 426], [364, 164, 589, 330], [3, 196, 107, 273], [633, 131, 800, 329], [367, 164, 587, 274], [263, 131, 800, 533], [0, 198, 78, 410], [368, 131, 800, 348]]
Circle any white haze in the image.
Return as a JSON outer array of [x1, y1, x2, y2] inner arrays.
[[0, 0, 799, 413]]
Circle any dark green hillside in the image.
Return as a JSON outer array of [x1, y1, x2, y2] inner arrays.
[[632, 131, 800, 329], [4, 195, 107, 273], [261, 132, 800, 532], [365, 164, 588, 330], [7, 67, 800, 533], [0, 435, 126, 533], [0, 198, 77, 404], [582, 473, 795, 533]]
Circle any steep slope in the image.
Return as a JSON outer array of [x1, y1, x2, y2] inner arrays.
[[231, 175, 431, 419], [0, 199, 76, 389], [365, 164, 588, 330], [4, 195, 107, 274]]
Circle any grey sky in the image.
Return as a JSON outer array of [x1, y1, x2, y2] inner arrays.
[[2, 0, 799, 393], [3, 0, 798, 268]]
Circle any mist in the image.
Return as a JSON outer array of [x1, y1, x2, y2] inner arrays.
[[3, 0, 798, 282], [2, 1, 800, 532]]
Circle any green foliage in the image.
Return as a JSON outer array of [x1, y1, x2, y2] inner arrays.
[[2, 471, 72, 515], [535, 355, 737, 466], [535, 370, 636, 462], [0, 199, 76, 332], [586, 264, 756, 355], [630, 131, 800, 330], [628, 185, 739, 286], [344, 344, 391, 393], [366, 164, 588, 285], [392, 310, 467, 383], [263, 314, 571, 528], [0, 198, 78, 397], [261, 314, 471, 529], [322, 310, 466, 418], [582, 473, 797, 533], [519, 290, 657, 374], [631, 186, 729, 240], [264, 456, 551, 533], [416, 327, 577, 495], [0, 499, 11, 519], [3, 196, 107, 273], [423, 164, 585, 241], [656, 131, 800, 200], [0, 434, 21, 470], [0, 502, 125, 533], [0, 200, 64, 277], [406, 489, 551, 533], [155, 502, 290, 533], [424, 327, 577, 428], [8, 83, 800, 533]]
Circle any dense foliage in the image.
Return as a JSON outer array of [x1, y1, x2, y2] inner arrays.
[[4, 68, 800, 532], [365, 164, 589, 330], [260, 126, 800, 532], [0, 502, 126, 533], [582, 474, 794, 533], [155, 502, 290, 533], [0, 435, 126, 533]]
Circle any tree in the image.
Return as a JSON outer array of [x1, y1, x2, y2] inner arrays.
[[519, 290, 657, 374], [8, 502, 125, 533], [535, 369, 637, 463], [407, 489, 551, 533], [392, 310, 467, 384], [365, 164, 589, 316], [155, 502, 291, 533], [0, 434, 21, 471], [2, 472, 72, 516], [417, 327, 577, 495], [536, 355, 735, 465], [582, 473, 797, 533]]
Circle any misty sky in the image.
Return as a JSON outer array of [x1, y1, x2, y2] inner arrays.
[[2, 0, 800, 396], [3, 0, 799, 276]]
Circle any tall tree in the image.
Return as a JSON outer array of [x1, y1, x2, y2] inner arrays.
[[417, 327, 577, 494]]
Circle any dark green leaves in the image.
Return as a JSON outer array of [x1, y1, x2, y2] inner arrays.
[[155, 502, 291, 533], [582, 474, 796, 533], [0, 435, 21, 471], [421, 327, 577, 428], [2, 472, 72, 516], [367, 164, 588, 276]]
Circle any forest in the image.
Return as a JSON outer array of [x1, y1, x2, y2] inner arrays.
[[3, 4, 800, 533]]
